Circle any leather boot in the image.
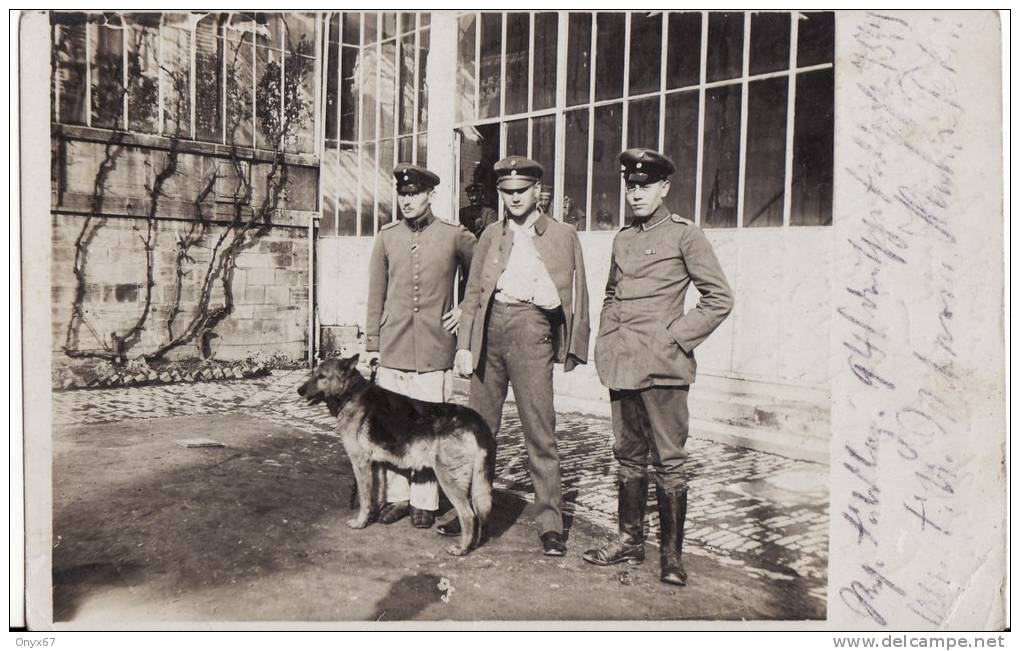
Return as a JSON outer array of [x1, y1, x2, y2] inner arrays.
[[582, 476, 648, 566], [656, 485, 688, 586]]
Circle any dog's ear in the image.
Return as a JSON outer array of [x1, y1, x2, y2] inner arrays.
[[347, 353, 360, 367]]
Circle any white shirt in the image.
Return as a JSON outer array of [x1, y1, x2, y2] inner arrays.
[[495, 213, 562, 310]]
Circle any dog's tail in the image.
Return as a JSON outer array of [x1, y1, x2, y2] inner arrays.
[[470, 441, 494, 535]]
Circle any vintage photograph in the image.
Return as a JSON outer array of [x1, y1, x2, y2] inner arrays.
[[39, 8, 835, 624]]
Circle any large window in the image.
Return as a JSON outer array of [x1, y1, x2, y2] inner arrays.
[[455, 11, 834, 230], [319, 12, 431, 237], [50, 12, 318, 154]]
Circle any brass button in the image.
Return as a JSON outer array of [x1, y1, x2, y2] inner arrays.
[[413, 307, 419, 312]]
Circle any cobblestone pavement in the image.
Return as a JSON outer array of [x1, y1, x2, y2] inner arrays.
[[53, 369, 829, 605]]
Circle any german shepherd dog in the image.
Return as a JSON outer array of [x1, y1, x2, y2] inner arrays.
[[297, 354, 496, 556]]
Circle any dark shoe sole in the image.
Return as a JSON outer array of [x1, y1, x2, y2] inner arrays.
[[582, 552, 644, 566], [436, 524, 461, 537], [543, 547, 566, 557]]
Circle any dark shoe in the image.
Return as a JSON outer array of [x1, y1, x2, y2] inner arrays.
[[583, 474, 648, 566], [377, 501, 411, 525], [582, 537, 645, 566], [540, 531, 566, 556], [436, 517, 461, 537], [656, 485, 689, 586], [411, 508, 435, 529]]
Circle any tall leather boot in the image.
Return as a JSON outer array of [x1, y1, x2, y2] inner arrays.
[[582, 475, 648, 566], [656, 485, 688, 586]]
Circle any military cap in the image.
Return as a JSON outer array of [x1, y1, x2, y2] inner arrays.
[[393, 163, 440, 194], [494, 156, 543, 191], [619, 148, 676, 184], [465, 182, 485, 193]]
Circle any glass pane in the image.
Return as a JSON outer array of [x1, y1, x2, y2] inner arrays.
[[91, 18, 124, 129], [706, 12, 743, 83], [417, 132, 427, 167], [626, 97, 659, 150], [398, 135, 413, 164], [667, 12, 701, 89], [283, 12, 316, 53], [750, 12, 790, 75], [629, 12, 662, 96], [479, 13, 502, 119], [701, 84, 741, 227], [338, 144, 358, 235], [420, 13, 431, 28], [364, 12, 377, 45], [418, 28, 429, 131], [360, 142, 376, 236], [161, 22, 191, 137], [592, 103, 623, 230], [505, 118, 528, 157], [563, 109, 589, 230], [225, 33, 253, 147], [398, 32, 415, 135], [285, 52, 315, 153], [566, 13, 592, 106], [743, 77, 788, 227], [791, 69, 833, 226], [54, 20, 88, 125], [255, 45, 283, 148], [360, 45, 377, 141], [126, 21, 159, 133], [531, 115, 557, 215], [254, 12, 284, 48], [457, 14, 476, 122], [457, 124, 500, 235], [400, 13, 414, 34], [195, 16, 224, 143], [380, 40, 396, 139], [663, 90, 699, 218], [533, 13, 557, 111], [381, 12, 397, 40], [339, 45, 359, 141], [505, 12, 530, 115], [342, 12, 360, 45], [322, 145, 339, 236], [378, 139, 395, 225], [595, 13, 625, 101], [797, 12, 834, 67], [325, 14, 340, 141], [321, 196, 337, 236]]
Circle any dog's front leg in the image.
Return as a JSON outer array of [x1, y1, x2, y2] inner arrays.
[[344, 431, 376, 529]]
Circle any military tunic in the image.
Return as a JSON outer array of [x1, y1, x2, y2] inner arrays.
[[365, 211, 475, 372]]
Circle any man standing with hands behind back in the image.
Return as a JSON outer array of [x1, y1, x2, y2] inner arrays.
[[451, 156, 590, 556], [365, 164, 476, 529], [584, 148, 733, 586]]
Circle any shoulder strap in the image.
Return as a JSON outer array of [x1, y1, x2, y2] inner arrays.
[[671, 214, 694, 226]]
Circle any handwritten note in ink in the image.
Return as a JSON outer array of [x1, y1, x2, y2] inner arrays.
[[831, 11, 1005, 629]]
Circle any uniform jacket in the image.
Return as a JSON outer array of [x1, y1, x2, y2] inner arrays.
[[366, 211, 476, 372], [595, 206, 734, 390], [458, 211, 590, 372]]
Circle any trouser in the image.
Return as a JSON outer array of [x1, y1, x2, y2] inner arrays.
[[469, 301, 562, 534], [610, 385, 690, 490], [375, 366, 450, 511]]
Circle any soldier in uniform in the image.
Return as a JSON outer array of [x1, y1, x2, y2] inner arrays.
[[458, 182, 499, 238], [365, 164, 476, 529], [583, 148, 734, 585], [448, 156, 591, 556]]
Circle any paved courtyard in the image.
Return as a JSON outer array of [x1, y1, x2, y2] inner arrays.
[[52, 368, 829, 613]]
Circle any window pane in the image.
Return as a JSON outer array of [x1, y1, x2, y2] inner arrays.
[[750, 12, 790, 75], [663, 90, 699, 218], [283, 13, 316, 53], [380, 40, 396, 139], [53, 19, 88, 125], [701, 83, 741, 227], [505, 118, 527, 157], [322, 146, 339, 236], [126, 20, 159, 133], [342, 12, 360, 45], [400, 13, 414, 34], [629, 12, 662, 96], [791, 69, 833, 226], [479, 13, 502, 119], [381, 13, 397, 40], [706, 12, 743, 83], [225, 33, 253, 147], [532, 13, 557, 111], [195, 16, 224, 143], [797, 12, 834, 67], [566, 13, 592, 106], [255, 45, 283, 148], [457, 14, 476, 122], [364, 13, 377, 45], [398, 135, 413, 163], [457, 123, 501, 233], [338, 144, 358, 235], [627, 97, 659, 151], [505, 12, 530, 115], [378, 139, 395, 225], [360, 45, 377, 140], [398, 32, 415, 135], [418, 28, 429, 131], [417, 132, 427, 167], [285, 52, 315, 153], [91, 17, 124, 130], [595, 13, 625, 101], [563, 108, 589, 230], [666, 12, 701, 89], [325, 14, 340, 141], [161, 22, 191, 137], [743, 77, 788, 227], [531, 115, 557, 215], [321, 196, 337, 236], [420, 13, 431, 28], [360, 142, 376, 235], [592, 103, 622, 230], [339, 45, 359, 141]]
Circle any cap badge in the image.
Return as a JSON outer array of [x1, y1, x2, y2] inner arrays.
[[620, 165, 626, 172], [510, 170, 517, 176], [510, 160, 517, 167], [636, 162, 643, 169]]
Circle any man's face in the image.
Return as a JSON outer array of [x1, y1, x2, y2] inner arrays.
[[467, 188, 483, 205], [625, 179, 670, 218], [500, 182, 541, 219], [398, 189, 433, 220]]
